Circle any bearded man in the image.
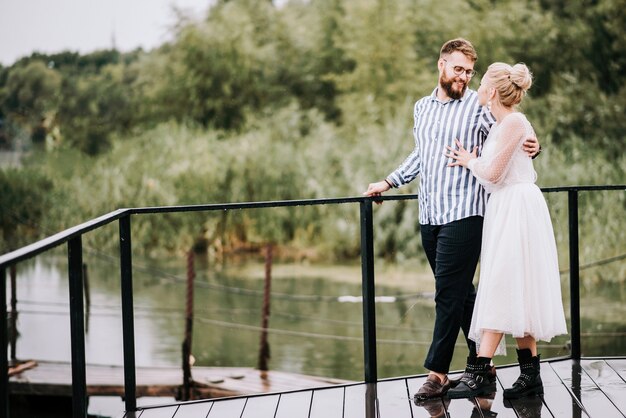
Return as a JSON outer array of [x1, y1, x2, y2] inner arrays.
[[364, 38, 540, 400]]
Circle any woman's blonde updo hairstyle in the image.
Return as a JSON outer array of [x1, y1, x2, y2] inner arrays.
[[486, 62, 533, 107]]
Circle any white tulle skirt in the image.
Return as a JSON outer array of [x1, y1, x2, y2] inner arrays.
[[469, 182, 568, 355]]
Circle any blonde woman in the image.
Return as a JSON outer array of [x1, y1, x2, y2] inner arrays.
[[444, 62, 567, 399]]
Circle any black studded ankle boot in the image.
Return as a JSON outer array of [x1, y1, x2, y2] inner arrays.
[[447, 356, 497, 399], [449, 354, 477, 388], [503, 348, 544, 399]]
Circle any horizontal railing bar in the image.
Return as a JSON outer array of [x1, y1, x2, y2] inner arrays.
[[1, 185, 624, 268], [128, 185, 626, 215], [541, 185, 625, 193], [128, 194, 419, 215], [0, 209, 129, 268]]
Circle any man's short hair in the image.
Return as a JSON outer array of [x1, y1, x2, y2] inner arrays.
[[440, 38, 477, 62]]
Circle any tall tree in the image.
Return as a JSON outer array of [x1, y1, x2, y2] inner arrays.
[[1, 61, 61, 143]]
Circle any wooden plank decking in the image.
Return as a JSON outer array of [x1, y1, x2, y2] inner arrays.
[[8, 360, 348, 399], [124, 357, 626, 418]]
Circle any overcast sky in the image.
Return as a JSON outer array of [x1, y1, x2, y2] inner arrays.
[[0, 0, 210, 66]]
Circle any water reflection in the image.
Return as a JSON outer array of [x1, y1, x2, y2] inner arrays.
[[503, 396, 544, 417], [12, 255, 607, 380], [413, 393, 499, 417], [365, 382, 379, 418], [413, 397, 450, 417], [473, 393, 497, 417]]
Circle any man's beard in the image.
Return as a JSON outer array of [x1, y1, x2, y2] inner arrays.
[[440, 73, 467, 100]]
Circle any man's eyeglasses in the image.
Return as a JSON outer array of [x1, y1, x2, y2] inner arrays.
[[442, 59, 477, 78]]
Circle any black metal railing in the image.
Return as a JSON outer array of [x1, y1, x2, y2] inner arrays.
[[1, 185, 624, 418]]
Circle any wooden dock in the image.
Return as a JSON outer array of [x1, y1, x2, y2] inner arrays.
[[8, 360, 349, 399], [124, 357, 626, 418]]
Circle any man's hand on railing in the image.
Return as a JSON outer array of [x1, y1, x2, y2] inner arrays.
[[363, 180, 392, 205]]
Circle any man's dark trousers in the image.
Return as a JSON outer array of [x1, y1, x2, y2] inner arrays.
[[420, 215, 483, 373]]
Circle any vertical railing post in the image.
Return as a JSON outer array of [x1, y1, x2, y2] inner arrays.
[[1, 267, 8, 418], [68, 236, 87, 418], [360, 200, 377, 383], [119, 215, 137, 412], [182, 250, 196, 401], [568, 190, 581, 360], [9, 265, 17, 363]]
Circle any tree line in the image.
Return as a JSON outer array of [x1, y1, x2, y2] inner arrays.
[[1, 0, 624, 155]]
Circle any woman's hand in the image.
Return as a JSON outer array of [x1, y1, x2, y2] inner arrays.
[[444, 139, 477, 168]]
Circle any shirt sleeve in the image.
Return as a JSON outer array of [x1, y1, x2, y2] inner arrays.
[[467, 114, 528, 185], [387, 102, 422, 187], [479, 107, 496, 138], [387, 147, 420, 187]]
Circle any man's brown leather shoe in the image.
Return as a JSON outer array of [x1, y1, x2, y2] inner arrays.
[[413, 374, 451, 401]]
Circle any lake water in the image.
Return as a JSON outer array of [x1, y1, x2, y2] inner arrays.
[[8, 253, 625, 417]]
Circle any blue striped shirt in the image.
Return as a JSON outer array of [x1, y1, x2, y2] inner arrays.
[[387, 88, 495, 225]]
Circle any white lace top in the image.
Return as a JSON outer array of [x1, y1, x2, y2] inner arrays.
[[467, 112, 537, 194]]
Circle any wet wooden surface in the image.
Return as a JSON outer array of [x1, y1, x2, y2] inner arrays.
[[126, 358, 626, 417], [8, 360, 347, 398]]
